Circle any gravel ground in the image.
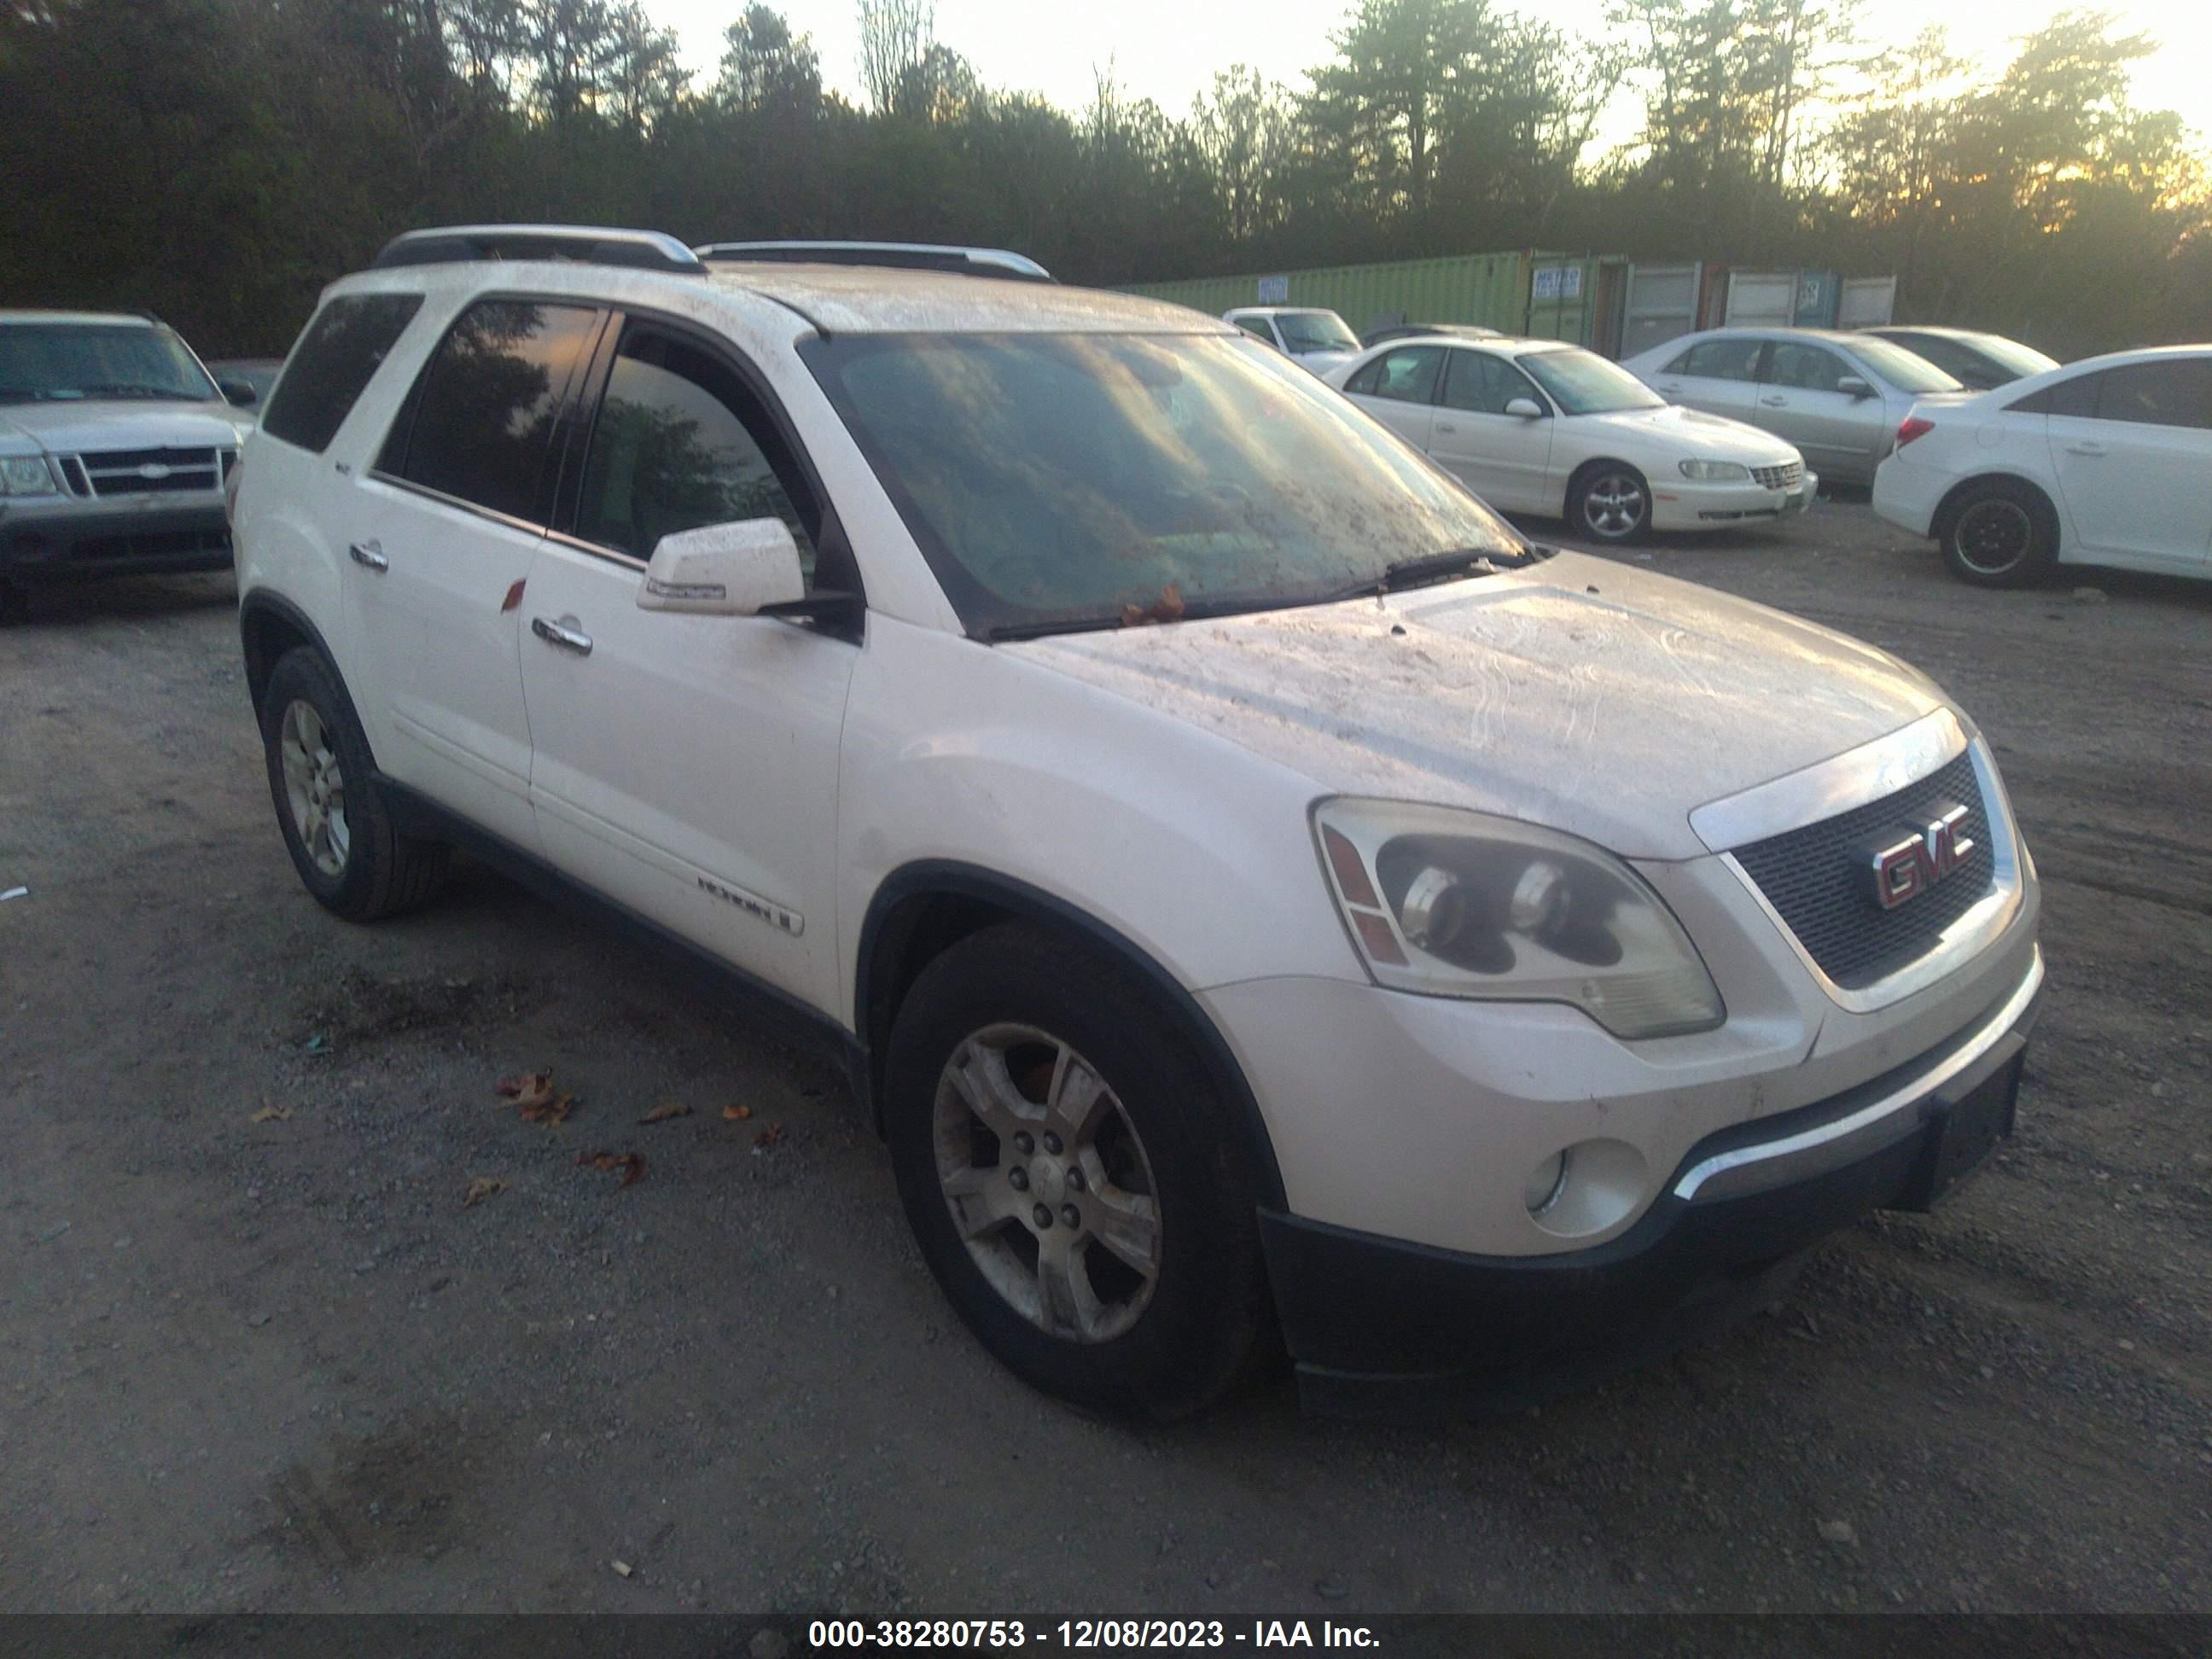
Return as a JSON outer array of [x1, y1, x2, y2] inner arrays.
[[2, 498, 2208, 1616]]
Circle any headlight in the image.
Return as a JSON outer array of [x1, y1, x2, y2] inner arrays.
[[1678, 459, 1749, 481], [1313, 799, 1724, 1039], [0, 455, 59, 495]]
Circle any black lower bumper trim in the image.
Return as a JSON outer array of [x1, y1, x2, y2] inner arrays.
[[3, 505, 230, 581], [1263, 986, 2038, 1420]]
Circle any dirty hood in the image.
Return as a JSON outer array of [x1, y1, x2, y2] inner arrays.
[[1004, 551, 1946, 860]]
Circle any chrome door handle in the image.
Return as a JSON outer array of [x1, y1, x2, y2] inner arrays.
[[2064, 442, 2106, 457], [1758, 395, 1787, 407], [1435, 422, 1458, 434], [531, 615, 593, 656], [348, 540, 387, 572]]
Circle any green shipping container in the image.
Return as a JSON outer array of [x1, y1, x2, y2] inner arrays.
[[1121, 251, 1614, 343]]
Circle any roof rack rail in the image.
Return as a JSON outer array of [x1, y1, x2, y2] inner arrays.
[[370, 224, 706, 276], [694, 241, 1053, 282]]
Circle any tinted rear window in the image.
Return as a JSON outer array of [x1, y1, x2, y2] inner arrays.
[[260, 294, 424, 452], [2090, 358, 2212, 429], [382, 300, 600, 522]]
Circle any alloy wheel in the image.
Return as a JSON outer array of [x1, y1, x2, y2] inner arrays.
[[932, 1023, 1162, 1343], [278, 699, 350, 876], [1582, 472, 1646, 538]]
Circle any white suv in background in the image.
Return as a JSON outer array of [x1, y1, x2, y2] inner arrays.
[[233, 226, 2044, 1419], [1874, 346, 2212, 587]]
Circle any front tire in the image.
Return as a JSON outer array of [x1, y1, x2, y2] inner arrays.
[[1941, 480, 2057, 587], [260, 647, 448, 921], [1569, 463, 1651, 544], [884, 923, 1272, 1420], [0, 580, 28, 626]]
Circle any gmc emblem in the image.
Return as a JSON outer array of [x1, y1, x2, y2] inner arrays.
[[1860, 802, 1976, 911]]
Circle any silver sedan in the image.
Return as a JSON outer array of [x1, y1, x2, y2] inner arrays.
[[1620, 328, 1970, 486]]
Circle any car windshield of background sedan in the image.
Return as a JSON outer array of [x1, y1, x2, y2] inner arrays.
[[805, 331, 1522, 635], [1274, 311, 1359, 353], [1958, 333, 2061, 380], [1847, 335, 1964, 394], [1519, 348, 1668, 416], [0, 323, 220, 405]]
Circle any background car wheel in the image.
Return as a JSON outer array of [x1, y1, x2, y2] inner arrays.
[[0, 580, 28, 626], [884, 922, 1272, 1421], [259, 647, 448, 921], [1569, 463, 1651, 544], [1941, 481, 2058, 587]]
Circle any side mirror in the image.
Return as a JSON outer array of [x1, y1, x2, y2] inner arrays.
[[1504, 396, 1545, 419], [637, 518, 805, 615], [219, 379, 259, 407], [1836, 375, 1872, 399]]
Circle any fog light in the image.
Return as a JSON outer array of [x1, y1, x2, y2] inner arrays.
[[1523, 1149, 1570, 1216], [1400, 864, 1465, 952]]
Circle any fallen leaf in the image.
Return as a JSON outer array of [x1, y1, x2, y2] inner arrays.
[[752, 1122, 786, 1150], [250, 1103, 291, 1123], [576, 1150, 646, 1188], [638, 1100, 691, 1125], [463, 1177, 505, 1208], [1118, 583, 1186, 628], [521, 1091, 574, 1126], [497, 1070, 556, 1110], [722, 1103, 752, 1121]]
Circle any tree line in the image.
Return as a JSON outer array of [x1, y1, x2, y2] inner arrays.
[[0, 0, 2203, 358]]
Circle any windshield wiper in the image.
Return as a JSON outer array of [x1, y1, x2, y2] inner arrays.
[[1323, 543, 1546, 603], [985, 547, 1559, 641], [987, 591, 1322, 642], [83, 383, 194, 400]]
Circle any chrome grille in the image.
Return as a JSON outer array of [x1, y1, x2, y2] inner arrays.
[[1731, 754, 1996, 990], [76, 446, 225, 498], [1752, 460, 1804, 491]]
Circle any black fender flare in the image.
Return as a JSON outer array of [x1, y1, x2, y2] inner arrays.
[[855, 860, 1288, 1211]]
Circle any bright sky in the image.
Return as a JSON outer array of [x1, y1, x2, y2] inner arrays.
[[661, 0, 2211, 154]]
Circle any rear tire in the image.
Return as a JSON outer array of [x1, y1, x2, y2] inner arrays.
[[0, 580, 28, 626], [1569, 463, 1651, 544], [884, 923, 1272, 1420], [1940, 480, 2057, 588], [260, 647, 448, 921]]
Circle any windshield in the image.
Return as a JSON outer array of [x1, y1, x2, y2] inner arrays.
[[1273, 311, 1359, 353], [1518, 348, 1665, 415], [0, 323, 220, 405], [1963, 333, 2060, 380], [1845, 335, 1963, 394], [803, 331, 1522, 636]]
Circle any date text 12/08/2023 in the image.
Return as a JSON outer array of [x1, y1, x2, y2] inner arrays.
[[805, 1620, 1381, 1650]]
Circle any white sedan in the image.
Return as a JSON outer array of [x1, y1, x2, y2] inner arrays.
[[1325, 335, 1816, 542], [1873, 345, 2212, 586]]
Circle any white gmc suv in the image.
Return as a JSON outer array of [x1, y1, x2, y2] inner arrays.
[[232, 227, 2045, 1420]]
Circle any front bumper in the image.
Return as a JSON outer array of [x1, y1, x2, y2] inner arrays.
[[1651, 470, 1819, 530], [1, 498, 231, 581], [1261, 951, 2043, 1418]]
